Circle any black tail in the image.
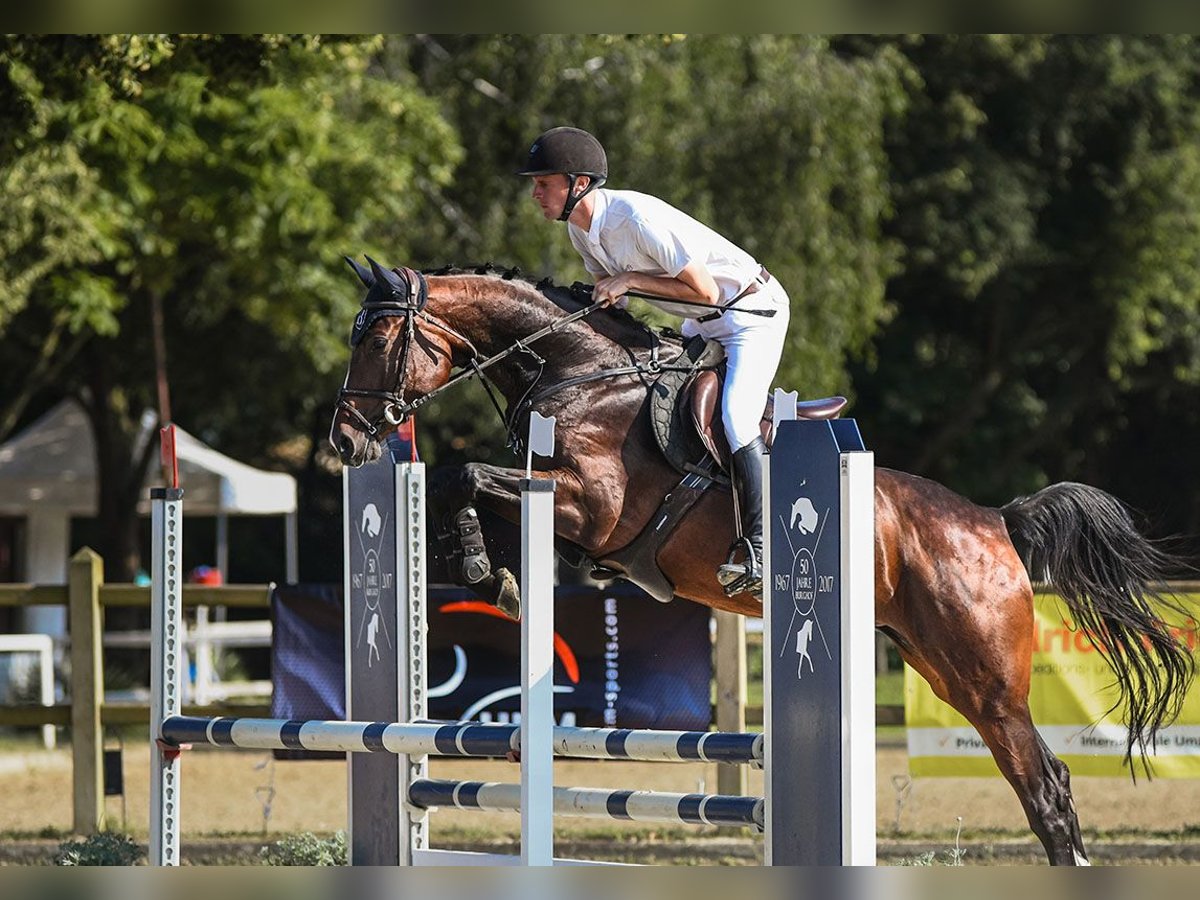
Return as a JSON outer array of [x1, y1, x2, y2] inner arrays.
[[1001, 482, 1196, 774]]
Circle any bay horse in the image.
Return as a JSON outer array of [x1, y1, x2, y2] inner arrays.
[[329, 258, 1195, 865]]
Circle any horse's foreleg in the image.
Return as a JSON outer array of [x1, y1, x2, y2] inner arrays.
[[428, 462, 591, 619]]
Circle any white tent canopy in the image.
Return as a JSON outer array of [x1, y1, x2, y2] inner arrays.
[[0, 400, 297, 517], [0, 400, 299, 603]]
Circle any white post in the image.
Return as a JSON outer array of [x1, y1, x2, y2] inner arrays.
[[840, 451, 876, 865], [520, 477, 556, 866], [38, 638, 55, 750], [149, 486, 184, 866], [397, 462, 428, 865], [762, 391, 793, 867], [19, 509, 69, 640], [192, 606, 212, 705]]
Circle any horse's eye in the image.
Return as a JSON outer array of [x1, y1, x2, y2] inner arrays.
[[370, 335, 389, 353]]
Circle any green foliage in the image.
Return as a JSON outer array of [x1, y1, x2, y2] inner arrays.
[[7, 34, 1200, 579], [54, 831, 142, 866], [403, 35, 902, 397], [0, 34, 461, 578], [260, 830, 347, 866], [838, 36, 1200, 515]]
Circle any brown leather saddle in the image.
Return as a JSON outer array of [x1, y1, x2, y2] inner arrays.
[[688, 369, 848, 470], [649, 335, 847, 479]]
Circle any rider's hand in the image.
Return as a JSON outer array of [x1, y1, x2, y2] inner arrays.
[[593, 274, 631, 308]]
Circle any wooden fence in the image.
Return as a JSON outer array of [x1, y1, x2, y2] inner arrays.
[[0, 548, 272, 835]]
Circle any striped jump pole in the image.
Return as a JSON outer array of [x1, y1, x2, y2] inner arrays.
[[408, 779, 763, 829], [159, 715, 764, 765]]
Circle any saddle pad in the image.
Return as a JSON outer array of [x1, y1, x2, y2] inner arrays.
[[649, 335, 726, 477]]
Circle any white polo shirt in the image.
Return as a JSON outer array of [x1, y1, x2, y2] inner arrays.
[[567, 189, 762, 316]]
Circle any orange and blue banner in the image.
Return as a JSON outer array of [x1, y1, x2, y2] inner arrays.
[[906, 589, 1200, 777]]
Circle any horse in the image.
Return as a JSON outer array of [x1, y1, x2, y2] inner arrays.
[[329, 257, 1196, 865]]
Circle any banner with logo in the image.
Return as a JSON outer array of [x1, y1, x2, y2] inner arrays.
[[906, 589, 1200, 777], [272, 581, 713, 755]]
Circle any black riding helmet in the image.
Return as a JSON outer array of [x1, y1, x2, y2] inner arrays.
[[516, 126, 607, 221]]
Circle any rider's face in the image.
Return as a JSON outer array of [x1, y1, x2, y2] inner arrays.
[[529, 174, 575, 220]]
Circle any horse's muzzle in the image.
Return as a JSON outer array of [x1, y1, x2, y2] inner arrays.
[[330, 420, 382, 468]]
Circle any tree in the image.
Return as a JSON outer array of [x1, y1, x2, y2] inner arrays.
[[0, 35, 461, 578], [399, 35, 904, 464], [836, 35, 1200, 527]]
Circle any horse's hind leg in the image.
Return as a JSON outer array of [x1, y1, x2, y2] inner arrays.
[[902, 633, 1089, 865], [963, 701, 1089, 865]]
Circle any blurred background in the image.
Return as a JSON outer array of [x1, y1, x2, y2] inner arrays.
[[7, 34, 1200, 589]]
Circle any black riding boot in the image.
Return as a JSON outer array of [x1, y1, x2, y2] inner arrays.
[[717, 436, 766, 600]]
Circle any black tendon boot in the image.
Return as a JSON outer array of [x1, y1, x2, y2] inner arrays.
[[717, 436, 766, 600]]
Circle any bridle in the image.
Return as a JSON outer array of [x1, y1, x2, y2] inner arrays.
[[336, 263, 471, 437], [336, 263, 611, 442]]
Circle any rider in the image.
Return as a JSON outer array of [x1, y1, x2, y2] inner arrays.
[[517, 126, 791, 599]]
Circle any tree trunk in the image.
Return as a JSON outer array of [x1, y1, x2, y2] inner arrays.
[[82, 349, 153, 583]]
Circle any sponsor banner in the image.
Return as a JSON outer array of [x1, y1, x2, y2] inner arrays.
[[272, 581, 712, 748], [906, 590, 1200, 777]]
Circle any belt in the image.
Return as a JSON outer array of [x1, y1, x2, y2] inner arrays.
[[696, 266, 775, 323]]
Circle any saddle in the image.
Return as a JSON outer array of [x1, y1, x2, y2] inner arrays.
[[649, 335, 848, 478], [597, 336, 847, 602]]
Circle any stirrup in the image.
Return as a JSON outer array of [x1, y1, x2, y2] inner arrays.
[[717, 538, 763, 599]]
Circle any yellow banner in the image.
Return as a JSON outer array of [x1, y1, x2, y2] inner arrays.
[[906, 590, 1200, 777]]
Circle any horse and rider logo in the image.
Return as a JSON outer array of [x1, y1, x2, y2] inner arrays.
[[352, 500, 392, 668], [790, 496, 819, 535], [361, 503, 382, 539], [777, 484, 834, 680]]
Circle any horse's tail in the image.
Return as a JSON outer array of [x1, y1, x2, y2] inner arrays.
[[1000, 481, 1196, 774]]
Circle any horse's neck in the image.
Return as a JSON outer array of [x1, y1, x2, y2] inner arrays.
[[430, 276, 629, 399]]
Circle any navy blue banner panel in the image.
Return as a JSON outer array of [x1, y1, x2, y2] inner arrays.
[[768, 419, 846, 865], [271, 582, 712, 757], [425, 583, 711, 730]]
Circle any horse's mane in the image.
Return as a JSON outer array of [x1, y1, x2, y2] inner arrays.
[[424, 262, 683, 349]]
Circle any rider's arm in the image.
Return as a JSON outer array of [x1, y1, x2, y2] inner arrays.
[[594, 261, 719, 307]]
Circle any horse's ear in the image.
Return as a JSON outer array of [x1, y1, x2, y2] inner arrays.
[[365, 255, 405, 296], [344, 256, 375, 288]]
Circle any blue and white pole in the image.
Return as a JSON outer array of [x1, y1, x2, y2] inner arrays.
[[160, 716, 764, 764]]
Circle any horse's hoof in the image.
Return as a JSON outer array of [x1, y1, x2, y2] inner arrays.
[[493, 567, 521, 620]]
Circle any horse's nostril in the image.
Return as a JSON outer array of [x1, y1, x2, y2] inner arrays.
[[338, 433, 356, 460]]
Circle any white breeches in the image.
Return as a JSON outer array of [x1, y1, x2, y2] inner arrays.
[[681, 279, 791, 451]]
